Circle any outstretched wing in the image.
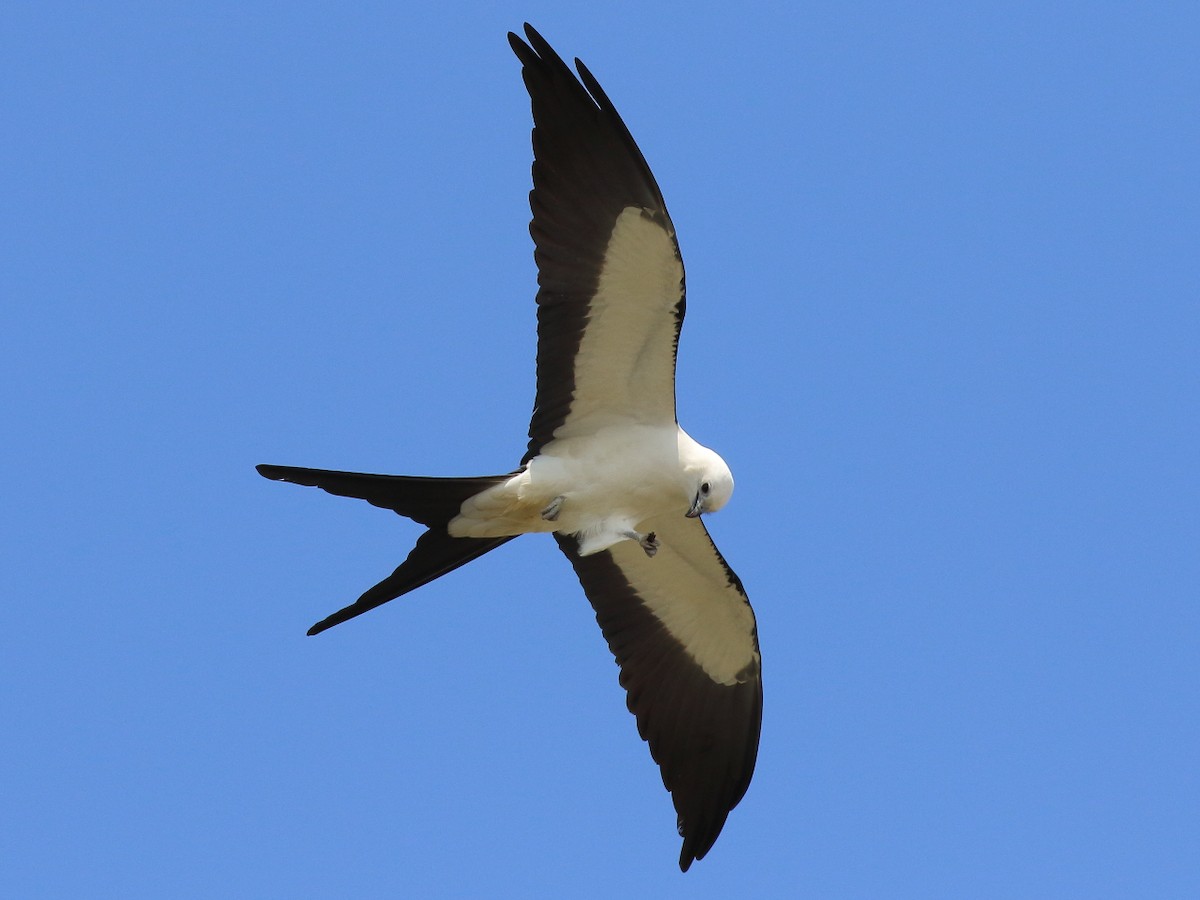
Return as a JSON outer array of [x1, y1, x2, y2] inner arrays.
[[510, 24, 686, 463], [554, 518, 762, 871]]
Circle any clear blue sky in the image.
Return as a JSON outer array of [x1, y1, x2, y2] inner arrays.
[[3, 2, 1197, 897]]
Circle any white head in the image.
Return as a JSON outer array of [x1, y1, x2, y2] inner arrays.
[[685, 447, 735, 518]]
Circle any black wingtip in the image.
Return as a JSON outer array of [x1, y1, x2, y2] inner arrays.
[[679, 839, 711, 871], [507, 23, 537, 54], [678, 816, 699, 871], [306, 600, 373, 636]]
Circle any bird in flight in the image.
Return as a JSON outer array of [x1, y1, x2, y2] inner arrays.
[[258, 23, 762, 871]]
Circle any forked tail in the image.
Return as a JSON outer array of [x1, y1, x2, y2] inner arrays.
[[256, 464, 517, 635]]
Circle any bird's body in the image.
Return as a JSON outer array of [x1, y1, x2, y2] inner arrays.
[[258, 24, 762, 871], [450, 424, 731, 556]]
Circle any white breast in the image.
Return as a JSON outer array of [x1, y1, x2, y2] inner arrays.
[[448, 423, 695, 544]]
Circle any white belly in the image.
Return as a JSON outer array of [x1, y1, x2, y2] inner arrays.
[[447, 423, 695, 553]]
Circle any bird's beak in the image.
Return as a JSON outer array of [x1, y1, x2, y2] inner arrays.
[[686, 493, 704, 518]]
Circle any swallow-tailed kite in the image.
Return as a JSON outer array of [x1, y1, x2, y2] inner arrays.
[[257, 24, 762, 871]]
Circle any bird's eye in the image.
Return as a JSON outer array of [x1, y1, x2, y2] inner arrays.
[[700, 482, 710, 495]]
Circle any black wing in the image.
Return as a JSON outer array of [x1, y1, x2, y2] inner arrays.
[[554, 514, 762, 871], [510, 24, 687, 463]]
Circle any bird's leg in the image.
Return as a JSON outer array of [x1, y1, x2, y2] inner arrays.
[[642, 532, 659, 557], [541, 495, 566, 522], [622, 529, 659, 558]]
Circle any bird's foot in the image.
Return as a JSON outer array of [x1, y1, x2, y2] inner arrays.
[[541, 495, 565, 522], [623, 529, 659, 557]]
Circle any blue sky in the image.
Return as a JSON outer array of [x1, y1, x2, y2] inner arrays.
[[3, 2, 1197, 897]]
